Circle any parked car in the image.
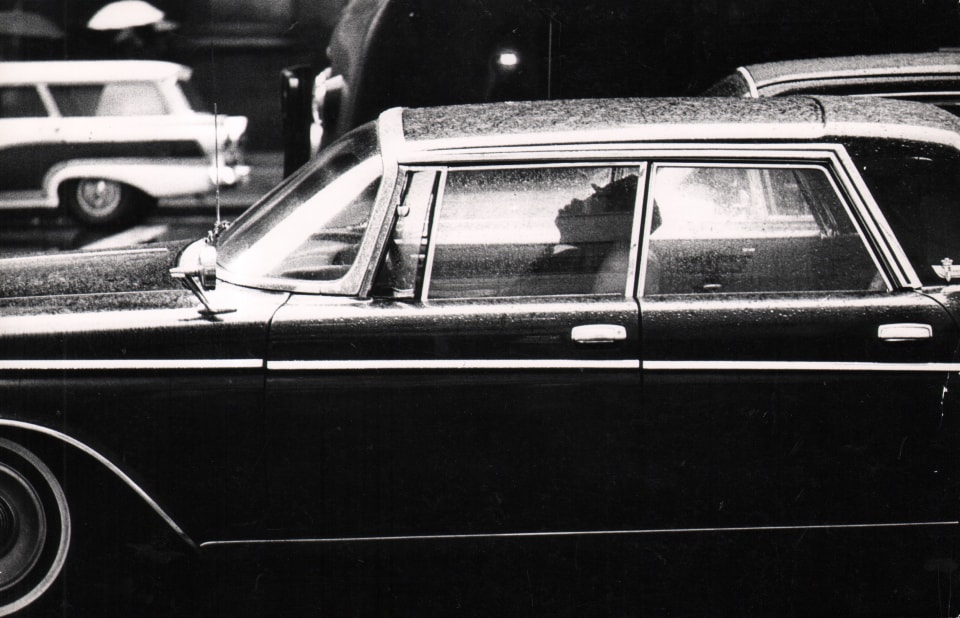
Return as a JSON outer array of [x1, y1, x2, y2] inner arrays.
[[282, 0, 960, 170], [704, 50, 960, 115], [1, 95, 960, 615], [0, 60, 249, 227]]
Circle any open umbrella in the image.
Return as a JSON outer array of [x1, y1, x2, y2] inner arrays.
[[87, 0, 165, 30], [0, 9, 63, 39]]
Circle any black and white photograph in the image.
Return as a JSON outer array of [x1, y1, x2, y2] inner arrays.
[[1, 0, 960, 615]]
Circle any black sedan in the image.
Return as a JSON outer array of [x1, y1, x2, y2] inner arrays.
[[1, 95, 960, 616]]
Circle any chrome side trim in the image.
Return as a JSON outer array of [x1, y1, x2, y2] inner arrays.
[[269, 359, 639, 371], [0, 420, 195, 550], [200, 520, 957, 548], [644, 360, 960, 372], [0, 359, 262, 371], [737, 66, 759, 98], [832, 146, 923, 289]]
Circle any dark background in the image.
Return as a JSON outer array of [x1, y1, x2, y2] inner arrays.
[[4, 0, 959, 152]]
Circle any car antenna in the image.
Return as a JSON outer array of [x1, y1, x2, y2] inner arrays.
[[207, 48, 230, 243]]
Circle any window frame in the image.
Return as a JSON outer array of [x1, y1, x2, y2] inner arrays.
[[419, 161, 647, 301], [640, 158, 890, 297]]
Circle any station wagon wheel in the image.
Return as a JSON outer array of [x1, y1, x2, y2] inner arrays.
[[0, 439, 70, 617], [62, 179, 151, 228]]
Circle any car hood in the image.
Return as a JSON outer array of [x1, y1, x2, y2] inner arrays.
[[0, 241, 190, 300]]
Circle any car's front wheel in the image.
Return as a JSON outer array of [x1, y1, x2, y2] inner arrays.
[[62, 179, 153, 228], [0, 439, 70, 617]]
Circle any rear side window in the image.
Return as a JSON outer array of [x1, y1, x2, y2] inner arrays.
[[0, 87, 46, 118], [847, 138, 960, 285], [49, 83, 167, 116], [426, 165, 641, 299], [644, 164, 880, 295]]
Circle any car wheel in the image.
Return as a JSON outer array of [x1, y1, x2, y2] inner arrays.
[[62, 179, 150, 227], [0, 439, 70, 617]]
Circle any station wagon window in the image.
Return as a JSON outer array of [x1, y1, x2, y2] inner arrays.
[[644, 164, 881, 295], [426, 165, 641, 299], [0, 87, 46, 118], [49, 83, 167, 116]]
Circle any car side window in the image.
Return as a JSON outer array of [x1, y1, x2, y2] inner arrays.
[[425, 165, 641, 299], [0, 87, 46, 118], [846, 139, 960, 286], [49, 83, 166, 117], [644, 164, 881, 295]]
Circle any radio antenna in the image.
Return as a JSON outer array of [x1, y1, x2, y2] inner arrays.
[[207, 47, 229, 243], [214, 101, 222, 229]]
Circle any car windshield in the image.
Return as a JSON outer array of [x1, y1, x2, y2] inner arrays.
[[217, 123, 382, 287]]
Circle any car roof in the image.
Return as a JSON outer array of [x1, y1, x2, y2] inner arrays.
[[741, 51, 960, 89], [0, 60, 191, 86], [396, 95, 960, 152]]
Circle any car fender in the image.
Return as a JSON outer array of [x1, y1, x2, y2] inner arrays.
[[0, 419, 195, 550], [45, 158, 214, 201]]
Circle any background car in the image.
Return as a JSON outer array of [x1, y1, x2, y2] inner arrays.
[[1, 95, 960, 615], [0, 60, 249, 227], [703, 50, 960, 115]]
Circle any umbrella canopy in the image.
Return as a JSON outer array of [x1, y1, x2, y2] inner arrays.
[[87, 0, 165, 30], [0, 9, 63, 39]]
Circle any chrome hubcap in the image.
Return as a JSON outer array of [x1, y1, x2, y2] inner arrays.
[[76, 179, 122, 213]]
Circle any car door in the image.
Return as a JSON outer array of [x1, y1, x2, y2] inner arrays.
[[636, 153, 960, 608], [264, 161, 645, 540]]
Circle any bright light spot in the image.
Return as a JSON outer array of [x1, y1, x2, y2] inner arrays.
[[497, 51, 519, 68]]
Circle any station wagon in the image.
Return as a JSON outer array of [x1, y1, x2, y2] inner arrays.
[[0, 60, 248, 227]]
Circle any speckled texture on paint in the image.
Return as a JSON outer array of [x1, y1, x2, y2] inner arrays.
[[400, 95, 959, 144], [0, 241, 188, 299]]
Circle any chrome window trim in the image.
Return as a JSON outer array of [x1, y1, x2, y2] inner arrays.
[[419, 168, 448, 299], [832, 147, 922, 288], [268, 359, 639, 371], [737, 66, 759, 98]]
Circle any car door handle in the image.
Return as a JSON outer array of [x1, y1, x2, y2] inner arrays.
[[571, 324, 628, 344], [877, 323, 933, 342]]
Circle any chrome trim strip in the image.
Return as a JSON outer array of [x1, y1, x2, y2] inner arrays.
[[644, 360, 960, 372], [0, 359, 262, 371], [737, 66, 759, 98], [832, 147, 923, 289], [200, 520, 957, 548], [269, 359, 639, 371], [419, 168, 447, 299], [0, 420, 195, 550]]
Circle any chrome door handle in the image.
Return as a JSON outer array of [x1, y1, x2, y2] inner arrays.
[[571, 324, 627, 344], [878, 323, 933, 341]]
